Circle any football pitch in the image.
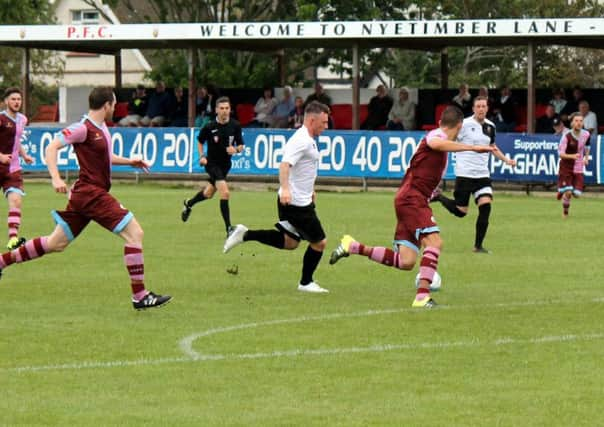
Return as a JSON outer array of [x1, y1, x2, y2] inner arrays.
[[1, 182, 603, 426]]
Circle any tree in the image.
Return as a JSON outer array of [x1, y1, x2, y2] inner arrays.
[[0, 1, 63, 109]]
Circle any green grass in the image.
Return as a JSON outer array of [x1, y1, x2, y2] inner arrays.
[[1, 183, 603, 426]]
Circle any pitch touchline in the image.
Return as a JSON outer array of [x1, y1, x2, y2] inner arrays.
[[4, 297, 603, 374]]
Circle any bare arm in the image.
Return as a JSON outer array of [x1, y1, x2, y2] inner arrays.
[[45, 138, 68, 193], [19, 145, 34, 164], [491, 143, 516, 166], [428, 138, 495, 154], [111, 153, 150, 172], [279, 162, 291, 205], [559, 153, 579, 160]]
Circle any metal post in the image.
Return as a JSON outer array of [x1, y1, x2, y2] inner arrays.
[[527, 43, 536, 134], [277, 49, 286, 86], [352, 44, 360, 130], [21, 48, 31, 117], [187, 48, 197, 128], [440, 48, 449, 90], [114, 51, 123, 93]]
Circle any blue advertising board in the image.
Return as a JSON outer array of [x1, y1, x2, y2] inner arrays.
[[20, 127, 602, 184]]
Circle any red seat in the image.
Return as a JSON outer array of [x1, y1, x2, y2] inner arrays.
[[535, 103, 548, 118], [331, 104, 352, 129], [31, 104, 58, 122], [421, 103, 448, 131], [331, 104, 369, 130], [236, 103, 255, 126], [113, 102, 129, 121]]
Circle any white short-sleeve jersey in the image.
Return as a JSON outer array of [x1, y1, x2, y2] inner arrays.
[[454, 116, 496, 179], [278, 125, 319, 206]]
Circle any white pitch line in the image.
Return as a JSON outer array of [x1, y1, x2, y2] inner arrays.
[[3, 297, 604, 374]]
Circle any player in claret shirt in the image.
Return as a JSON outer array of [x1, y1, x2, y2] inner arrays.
[[0, 86, 171, 310], [330, 106, 494, 308], [0, 88, 34, 250], [432, 96, 516, 254], [557, 112, 590, 218]]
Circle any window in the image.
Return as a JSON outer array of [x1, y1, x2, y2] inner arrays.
[[71, 10, 100, 25]]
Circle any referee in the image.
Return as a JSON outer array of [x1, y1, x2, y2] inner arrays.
[[434, 96, 516, 253], [181, 96, 244, 236], [223, 101, 330, 293]]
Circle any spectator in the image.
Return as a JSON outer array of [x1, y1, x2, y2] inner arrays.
[[195, 84, 219, 128], [250, 86, 277, 128], [578, 100, 598, 146], [561, 86, 585, 123], [536, 104, 558, 134], [361, 84, 393, 130], [304, 81, 332, 108], [140, 81, 172, 127], [272, 86, 295, 128], [288, 96, 305, 129], [552, 116, 568, 136], [452, 83, 473, 116], [118, 84, 147, 127], [387, 87, 416, 131], [170, 86, 189, 127], [492, 85, 517, 132], [549, 88, 567, 115]]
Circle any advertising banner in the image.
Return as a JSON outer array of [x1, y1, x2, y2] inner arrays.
[[21, 127, 602, 184]]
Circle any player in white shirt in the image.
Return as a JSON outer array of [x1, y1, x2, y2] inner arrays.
[[433, 96, 516, 253], [223, 101, 331, 293]]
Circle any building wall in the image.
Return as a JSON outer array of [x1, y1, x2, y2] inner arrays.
[[37, 0, 151, 87]]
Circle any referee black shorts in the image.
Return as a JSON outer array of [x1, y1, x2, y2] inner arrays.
[[204, 163, 231, 186], [453, 177, 493, 207], [275, 198, 326, 244]]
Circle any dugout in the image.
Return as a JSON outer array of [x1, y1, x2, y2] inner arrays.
[[2, 18, 604, 132]]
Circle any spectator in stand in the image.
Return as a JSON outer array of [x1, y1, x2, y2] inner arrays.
[[361, 84, 393, 130], [452, 83, 473, 117], [578, 100, 598, 146], [561, 86, 585, 124], [492, 85, 517, 132], [552, 116, 568, 136], [250, 86, 277, 128], [170, 86, 189, 127], [118, 84, 147, 127], [387, 87, 416, 131], [304, 82, 332, 108], [288, 96, 305, 129], [140, 81, 172, 127], [195, 84, 219, 128], [549, 88, 567, 115], [536, 104, 558, 134], [272, 86, 295, 128]]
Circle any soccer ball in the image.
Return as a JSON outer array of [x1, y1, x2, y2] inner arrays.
[[415, 271, 442, 291]]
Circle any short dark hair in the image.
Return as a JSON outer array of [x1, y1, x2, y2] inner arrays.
[[440, 105, 463, 127], [3, 87, 21, 99], [304, 101, 329, 115], [473, 95, 488, 105], [88, 87, 115, 110], [216, 96, 230, 105]]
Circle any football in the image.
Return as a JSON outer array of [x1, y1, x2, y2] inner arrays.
[[415, 271, 442, 291]]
